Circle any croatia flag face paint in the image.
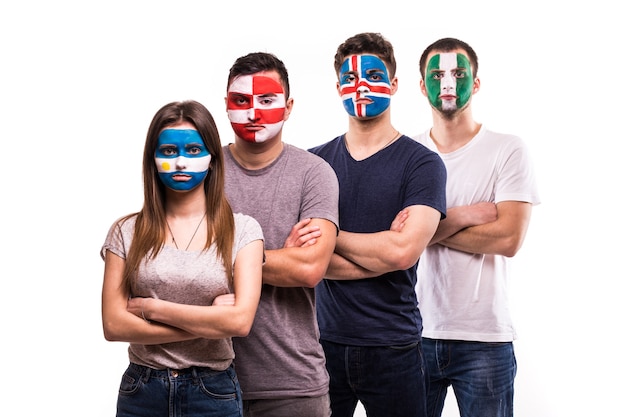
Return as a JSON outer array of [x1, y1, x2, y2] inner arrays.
[[425, 52, 473, 113], [339, 54, 391, 118], [227, 75, 286, 143], [155, 129, 211, 191]]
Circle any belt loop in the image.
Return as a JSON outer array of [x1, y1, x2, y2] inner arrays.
[[142, 366, 151, 383], [191, 367, 201, 384]]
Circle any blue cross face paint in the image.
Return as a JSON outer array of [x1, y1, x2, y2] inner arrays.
[[339, 54, 392, 118], [155, 129, 211, 191]]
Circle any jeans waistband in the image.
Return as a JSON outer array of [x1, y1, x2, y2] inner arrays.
[[129, 362, 225, 380]]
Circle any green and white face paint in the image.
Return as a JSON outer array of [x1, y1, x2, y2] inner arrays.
[[424, 52, 473, 114]]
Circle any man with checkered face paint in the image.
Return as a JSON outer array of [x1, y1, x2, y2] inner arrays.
[[309, 32, 447, 417], [218, 52, 339, 417], [413, 37, 540, 417]]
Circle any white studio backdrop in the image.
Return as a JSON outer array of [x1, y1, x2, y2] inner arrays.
[[1, 1, 623, 416]]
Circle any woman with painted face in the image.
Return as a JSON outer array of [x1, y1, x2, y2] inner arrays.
[[100, 100, 264, 417]]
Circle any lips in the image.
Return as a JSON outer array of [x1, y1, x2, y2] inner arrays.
[[440, 95, 456, 100], [172, 174, 192, 181]]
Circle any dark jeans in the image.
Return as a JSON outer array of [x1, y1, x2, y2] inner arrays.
[[422, 338, 516, 417], [321, 339, 427, 417], [116, 362, 243, 417]]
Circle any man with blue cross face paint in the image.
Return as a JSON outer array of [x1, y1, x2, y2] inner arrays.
[[309, 32, 447, 417], [413, 37, 540, 417]]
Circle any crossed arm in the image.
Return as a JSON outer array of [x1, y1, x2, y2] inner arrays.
[[325, 205, 441, 280], [101, 239, 264, 345], [430, 200, 532, 257]]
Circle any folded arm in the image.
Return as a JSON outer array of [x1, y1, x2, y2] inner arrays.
[[327, 205, 440, 279], [439, 201, 532, 257], [262, 218, 338, 287]]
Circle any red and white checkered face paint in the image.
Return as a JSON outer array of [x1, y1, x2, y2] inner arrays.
[[227, 75, 286, 143]]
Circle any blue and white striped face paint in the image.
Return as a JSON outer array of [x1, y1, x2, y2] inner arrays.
[[155, 129, 211, 191]]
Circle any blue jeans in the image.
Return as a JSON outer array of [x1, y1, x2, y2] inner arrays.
[[321, 339, 427, 417], [116, 363, 243, 417], [422, 338, 516, 417]]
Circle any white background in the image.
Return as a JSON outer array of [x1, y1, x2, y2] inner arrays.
[[1, 1, 623, 416]]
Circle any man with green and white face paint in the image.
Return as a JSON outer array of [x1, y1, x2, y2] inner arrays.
[[412, 38, 541, 417], [424, 52, 474, 114]]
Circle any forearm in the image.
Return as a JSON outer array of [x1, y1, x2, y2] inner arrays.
[[335, 230, 408, 273], [324, 253, 379, 280], [440, 201, 532, 257], [430, 203, 498, 245], [143, 299, 256, 339], [262, 219, 337, 287]]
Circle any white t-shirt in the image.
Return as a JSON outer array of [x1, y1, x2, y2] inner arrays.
[[414, 125, 540, 342]]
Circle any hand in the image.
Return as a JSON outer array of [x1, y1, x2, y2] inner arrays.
[[212, 293, 235, 306], [464, 202, 498, 226], [127, 297, 148, 319], [390, 209, 409, 232], [283, 218, 321, 248]]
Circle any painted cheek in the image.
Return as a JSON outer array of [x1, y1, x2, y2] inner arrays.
[[255, 107, 285, 125]]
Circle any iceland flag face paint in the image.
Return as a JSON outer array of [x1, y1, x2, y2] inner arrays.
[[339, 54, 391, 118], [154, 129, 211, 191], [227, 75, 286, 143]]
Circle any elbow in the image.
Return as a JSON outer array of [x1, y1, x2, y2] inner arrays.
[[500, 235, 525, 258], [298, 262, 327, 288], [229, 316, 255, 337], [392, 248, 422, 271], [102, 321, 124, 342]]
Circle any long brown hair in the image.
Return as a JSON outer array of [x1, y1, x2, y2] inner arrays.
[[120, 100, 235, 294]]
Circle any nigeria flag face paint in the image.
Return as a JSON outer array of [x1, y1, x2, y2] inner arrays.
[[339, 54, 391, 118], [425, 52, 473, 113], [155, 129, 211, 191]]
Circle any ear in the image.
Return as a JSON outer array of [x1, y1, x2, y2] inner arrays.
[[283, 97, 295, 121], [419, 79, 428, 97], [336, 81, 342, 96], [472, 77, 481, 94], [390, 77, 399, 96]]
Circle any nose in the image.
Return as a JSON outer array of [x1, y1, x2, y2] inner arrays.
[[247, 108, 259, 122], [356, 81, 371, 94], [441, 72, 456, 91], [174, 156, 187, 170]]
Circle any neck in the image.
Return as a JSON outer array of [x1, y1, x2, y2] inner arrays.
[[344, 112, 399, 160], [429, 106, 481, 153], [230, 136, 284, 170], [164, 186, 207, 219]]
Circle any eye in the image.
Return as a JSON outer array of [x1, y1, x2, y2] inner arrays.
[[229, 93, 250, 107], [454, 70, 467, 78], [431, 72, 443, 80], [341, 74, 356, 84], [160, 146, 178, 156], [258, 96, 275, 106], [186, 145, 204, 155]]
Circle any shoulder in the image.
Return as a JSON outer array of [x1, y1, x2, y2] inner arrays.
[[307, 136, 343, 156]]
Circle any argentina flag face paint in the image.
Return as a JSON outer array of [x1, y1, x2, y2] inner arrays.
[[227, 75, 286, 143], [339, 54, 391, 118], [155, 129, 211, 191], [425, 52, 473, 113]]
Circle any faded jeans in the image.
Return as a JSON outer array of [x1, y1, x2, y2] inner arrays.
[[422, 338, 516, 417]]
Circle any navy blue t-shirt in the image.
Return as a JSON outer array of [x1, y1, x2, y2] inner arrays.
[[309, 134, 446, 346]]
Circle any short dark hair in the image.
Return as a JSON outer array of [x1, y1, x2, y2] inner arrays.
[[419, 37, 479, 80], [334, 32, 397, 79], [227, 52, 290, 98]]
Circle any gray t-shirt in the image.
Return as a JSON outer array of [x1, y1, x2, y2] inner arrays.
[[224, 143, 339, 400], [101, 212, 263, 371]]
